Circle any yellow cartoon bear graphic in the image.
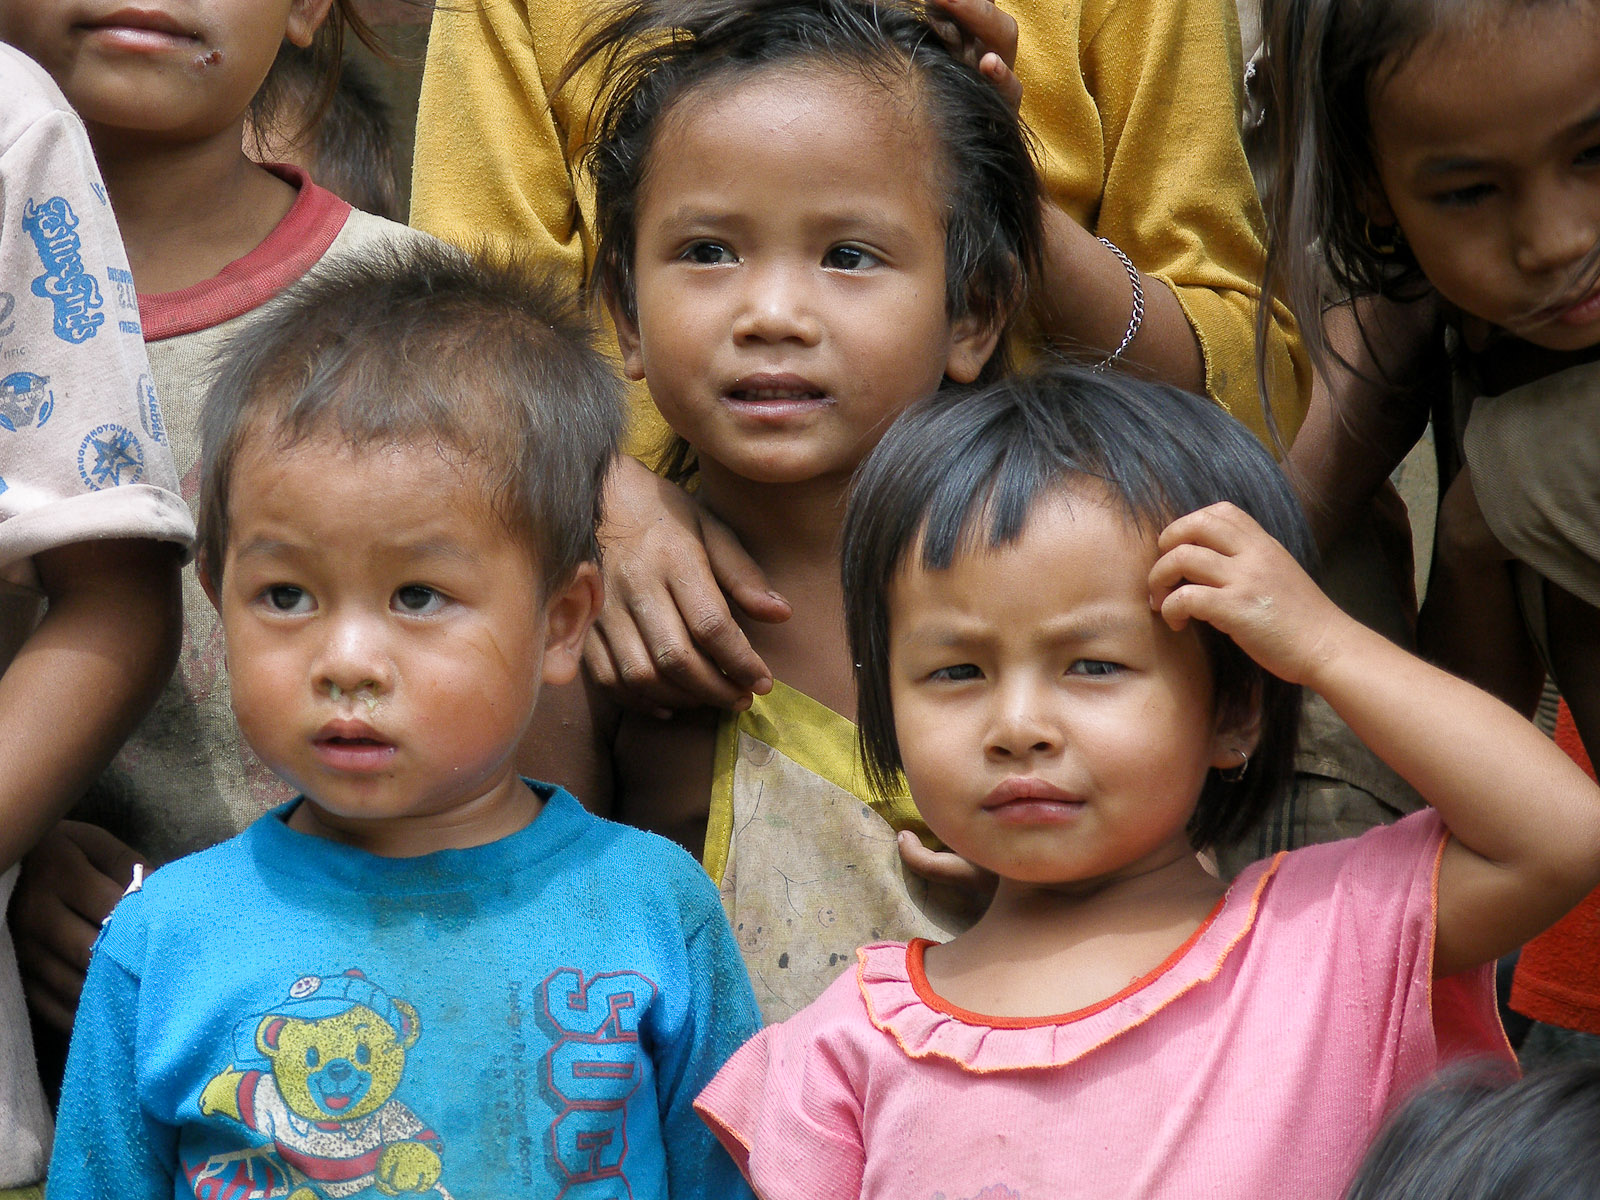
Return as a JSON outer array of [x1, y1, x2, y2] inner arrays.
[[198, 969, 444, 1199]]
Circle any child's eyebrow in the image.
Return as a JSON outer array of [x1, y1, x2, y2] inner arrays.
[[230, 537, 484, 565], [899, 609, 1145, 648], [1419, 106, 1600, 176]]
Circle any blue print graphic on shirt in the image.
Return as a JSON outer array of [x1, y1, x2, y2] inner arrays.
[[108, 265, 138, 312], [77, 423, 144, 490], [539, 967, 658, 1199], [0, 372, 54, 432], [189, 968, 446, 1200], [23, 196, 106, 344], [138, 374, 168, 444]]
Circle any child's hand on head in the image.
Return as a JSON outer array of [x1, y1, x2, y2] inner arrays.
[[926, 0, 1021, 110], [1150, 502, 1349, 687], [590, 457, 790, 715]]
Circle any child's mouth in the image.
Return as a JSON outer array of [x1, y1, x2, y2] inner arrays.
[[313, 724, 397, 772], [80, 9, 200, 50]]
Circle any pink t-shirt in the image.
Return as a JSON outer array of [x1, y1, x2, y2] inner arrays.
[[695, 811, 1512, 1200]]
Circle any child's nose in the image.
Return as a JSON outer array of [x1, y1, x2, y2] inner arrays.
[[1514, 187, 1598, 278], [730, 262, 823, 346], [984, 681, 1062, 760], [314, 614, 395, 698]]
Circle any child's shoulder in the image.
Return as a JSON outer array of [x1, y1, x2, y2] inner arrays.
[[562, 788, 729, 919], [1266, 806, 1447, 895], [1, 42, 72, 127]]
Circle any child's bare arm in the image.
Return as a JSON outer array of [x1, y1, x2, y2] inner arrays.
[[1151, 503, 1600, 979], [1416, 467, 1545, 715], [0, 538, 180, 874], [928, 0, 1204, 394], [1288, 297, 1434, 553]]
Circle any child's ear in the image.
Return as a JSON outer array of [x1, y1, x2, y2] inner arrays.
[[943, 310, 1004, 385], [606, 293, 648, 383], [539, 562, 603, 687], [1357, 175, 1398, 228], [285, 0, 337, 49], [1209, 682, 1263, 771], [198, 552, 222, 612]]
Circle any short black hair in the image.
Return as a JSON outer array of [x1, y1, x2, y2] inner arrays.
[[569, 0, 1042, 384], [198, 240, 624, 595], [1346, 1061, 1600, 1200], [842, 364, 1316, 850]]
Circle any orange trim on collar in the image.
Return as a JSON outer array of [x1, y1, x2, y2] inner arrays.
[[905, 893, 1229, 1030], [138, 164, 350, 342]]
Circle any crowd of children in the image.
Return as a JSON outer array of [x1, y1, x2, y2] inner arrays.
[[2, 0, 1598, 1195]]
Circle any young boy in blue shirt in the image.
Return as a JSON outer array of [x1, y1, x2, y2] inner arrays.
[[47, 243, 761, 1200]]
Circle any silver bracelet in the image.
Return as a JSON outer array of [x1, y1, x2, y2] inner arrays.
[[1092, 236, 1144, 371]]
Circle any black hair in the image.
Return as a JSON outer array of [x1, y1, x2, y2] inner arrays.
[[1345, 1061, 1600, 1200], [247, 46, 403, 221], [241, 3, 395, 146], [843, 364, 1316, 849], [569, 0, 1042, 383], [1254, 0, 1600, 382], [198, 240, 624, 595]]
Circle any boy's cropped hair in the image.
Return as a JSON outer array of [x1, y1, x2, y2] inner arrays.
[[198, 241, 624, 592], [842, 363, 1318, 849], [1345, 1062, 1600, 1200], [569, 0, 1044, 384]]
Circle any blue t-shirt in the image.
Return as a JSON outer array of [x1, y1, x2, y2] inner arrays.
[[50, 784, 760, 1200]]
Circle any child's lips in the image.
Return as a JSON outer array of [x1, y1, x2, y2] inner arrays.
[[1554, 284, 1600, 327], [722, 373, 832, 416], [79, 8, 199, 50], [313, 720, 397, 773], [982, 777, 1086, 823]]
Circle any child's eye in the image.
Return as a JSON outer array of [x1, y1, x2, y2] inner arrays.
[[262, 585, 312, 614], [393, 585, 445, 615], [1429, 182, 1495, 208], [682, 240, 735, 265], [928, 663, 983, 682], [1575, 142, 1600, 168], [1068, 659, 1121, 677], [823, 244, 881, 271]]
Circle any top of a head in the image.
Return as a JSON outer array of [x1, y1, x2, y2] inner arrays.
[[1345, 1061, 1600, 1200], [572, 0, 1043, 370], [196, 240, 624, 593], [843, 363, 1315, 847]]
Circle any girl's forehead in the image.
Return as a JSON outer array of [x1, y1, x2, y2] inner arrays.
[[656, 58, 935, 159]]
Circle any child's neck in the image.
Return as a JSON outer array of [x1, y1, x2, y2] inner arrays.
[[924, 852, 1226, 1020], [696, 462, 855, 715], [696, 463, 847, 578], [89, 119, 299, 296]]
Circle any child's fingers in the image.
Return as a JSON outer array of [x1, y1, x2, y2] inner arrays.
[[1156, 500, 1255, 556], [61, 819, 143, 891], [979, 53, 1024, 110], [897, 831, 998, 908], [928, 0, 1019, 66], [702, 514, 791, 626], [590, 601, 746, 715], [17, 948, 82, 1034]]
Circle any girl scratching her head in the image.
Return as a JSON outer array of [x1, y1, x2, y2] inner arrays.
[[695, 364, 1600, 1198]]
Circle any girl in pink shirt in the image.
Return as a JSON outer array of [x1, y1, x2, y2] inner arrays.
[[695, 366, 1600, 1200]]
